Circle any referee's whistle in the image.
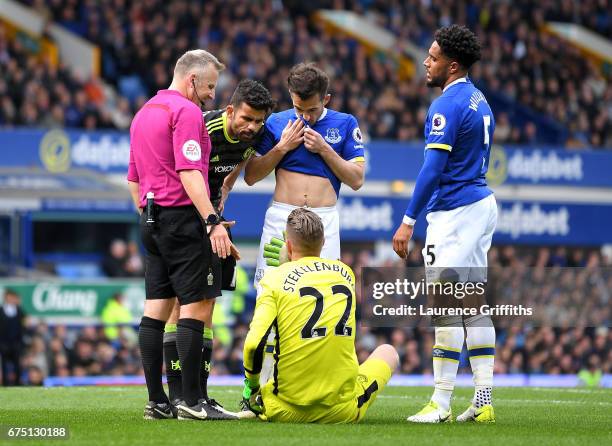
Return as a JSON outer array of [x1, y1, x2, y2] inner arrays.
[[146, 192, 155, 224]]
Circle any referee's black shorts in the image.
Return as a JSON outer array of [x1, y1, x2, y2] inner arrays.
[[140, 205, 221, 304]]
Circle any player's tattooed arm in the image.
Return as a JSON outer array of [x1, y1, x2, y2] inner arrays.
[[219, 159, 247, 213]]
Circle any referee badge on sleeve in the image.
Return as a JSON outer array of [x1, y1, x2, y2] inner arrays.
[[182, 139, 202, 161]]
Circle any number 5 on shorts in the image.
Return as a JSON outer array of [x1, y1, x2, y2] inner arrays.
[[425, 244, 436, 266]]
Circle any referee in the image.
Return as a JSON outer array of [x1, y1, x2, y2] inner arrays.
[[127, 49, 237, 421], [162, 79, 275, 412]]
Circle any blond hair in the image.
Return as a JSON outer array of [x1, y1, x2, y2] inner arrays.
[[173, 49, 225, 78], [286, 208, 324, 255]]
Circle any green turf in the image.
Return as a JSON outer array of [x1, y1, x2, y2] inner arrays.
[[0, 386, 610, 446]]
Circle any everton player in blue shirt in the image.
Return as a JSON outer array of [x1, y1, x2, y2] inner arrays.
[[245, 63, 365, 286], [243, 63, 365, 388], [393, 25, 498, 423]]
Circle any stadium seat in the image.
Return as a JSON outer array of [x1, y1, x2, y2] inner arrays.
[[118, 76, 147, 106], [55, 262, 105, 279]]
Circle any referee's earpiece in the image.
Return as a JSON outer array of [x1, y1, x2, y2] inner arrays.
[[188, 78, 194, 100], [191, 77, 205, 110]]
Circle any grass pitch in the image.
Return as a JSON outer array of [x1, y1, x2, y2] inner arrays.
[[0, 386, 610, 446]]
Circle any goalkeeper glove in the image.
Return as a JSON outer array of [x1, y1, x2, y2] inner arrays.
[[241, 378, 264, 415], [263, 232, 288, 267]]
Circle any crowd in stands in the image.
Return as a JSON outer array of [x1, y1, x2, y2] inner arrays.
[[0, 23, 124, 129], [539, 0, 611, 39], [348, 243, 611, 378], [1, 0, 610, 387], [18, 323, 141, 385], [358, 0, 610, 146], [5, 0, 608, 148], [101, 239, 144, 278], [355, 326, 610, 377], [2, 244, 608, 386]]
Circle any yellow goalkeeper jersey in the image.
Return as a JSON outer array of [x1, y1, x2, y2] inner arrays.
[[243, 256, 359, 407]]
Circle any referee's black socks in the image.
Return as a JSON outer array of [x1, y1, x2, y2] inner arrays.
[[139, 316, 169, 404], [176, 318, 204, 407], [163, 324, 182, 402], [163, 324, 213, 402], [201, 327, 213, 400]]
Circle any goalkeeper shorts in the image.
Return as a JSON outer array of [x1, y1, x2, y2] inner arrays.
[[260, 358, 392, 424]]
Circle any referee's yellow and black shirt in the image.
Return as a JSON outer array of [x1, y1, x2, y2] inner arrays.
[[203, 109, 259, 206]]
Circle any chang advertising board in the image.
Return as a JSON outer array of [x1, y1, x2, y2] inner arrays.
[[0, 281, 145, 323]]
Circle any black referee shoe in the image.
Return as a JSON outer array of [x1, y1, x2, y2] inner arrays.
[[143, 401, 177, 419], [177, 399, 239, 421]]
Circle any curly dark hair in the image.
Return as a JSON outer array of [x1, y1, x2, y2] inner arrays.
[[434, 25, 481, 69], [230, 79, 276, 112], [287, 63, 329, 100]]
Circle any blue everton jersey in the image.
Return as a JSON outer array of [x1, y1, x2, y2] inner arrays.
[[424, 78, 494, 213], [256, 108, 365, 196]]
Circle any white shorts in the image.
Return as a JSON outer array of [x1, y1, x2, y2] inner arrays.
[[423, 194, 497, 283], [254, 201, 340, 289]]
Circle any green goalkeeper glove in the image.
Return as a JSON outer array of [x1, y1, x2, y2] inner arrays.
[[263, 232, 288, 267], [241, 378, 264, 415]]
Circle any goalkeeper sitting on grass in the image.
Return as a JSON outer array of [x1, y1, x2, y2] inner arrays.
[[240, 208, 398, 423]]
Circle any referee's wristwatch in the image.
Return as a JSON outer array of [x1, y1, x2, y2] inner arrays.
[[206, 213, 221, 225]]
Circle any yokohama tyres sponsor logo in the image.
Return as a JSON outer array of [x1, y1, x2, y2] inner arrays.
[[214, 164, 238, 174]]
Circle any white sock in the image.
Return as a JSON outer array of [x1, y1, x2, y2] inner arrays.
[[431, 388, 453, 412], [431, 323, 464, 412], [465, 317, 495, 407], [474, 386, 492, 408]]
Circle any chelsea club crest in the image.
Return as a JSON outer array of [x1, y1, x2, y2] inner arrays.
[[324, 128, 342, 144]]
